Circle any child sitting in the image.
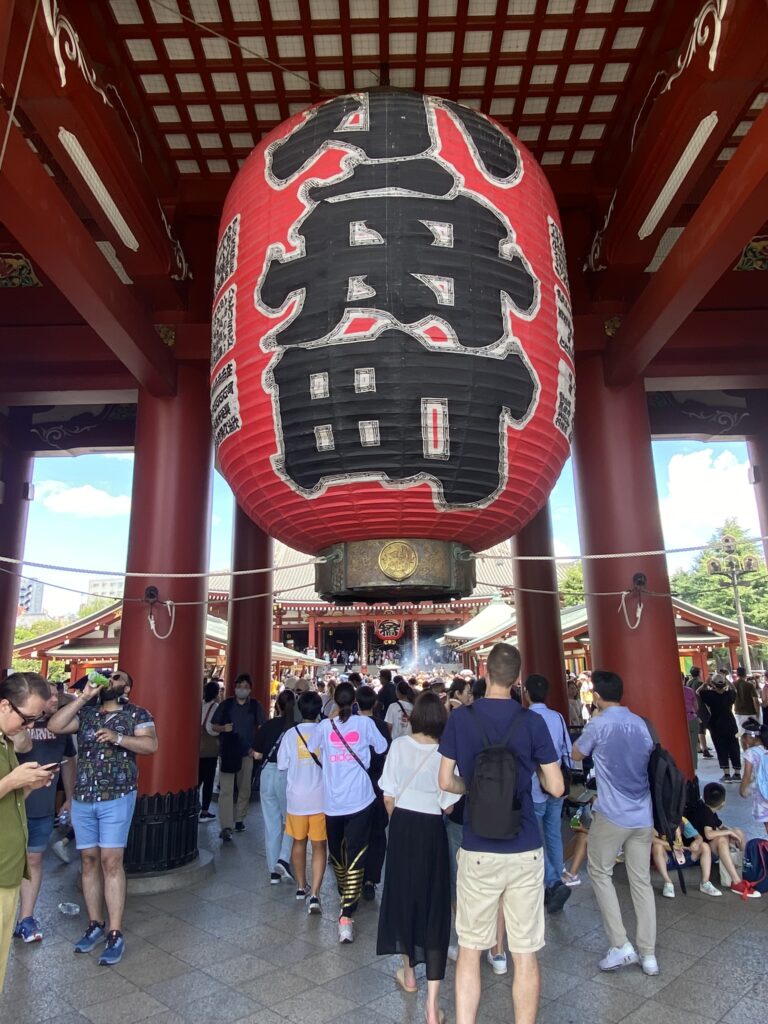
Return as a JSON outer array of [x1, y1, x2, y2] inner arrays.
[[738, 717, 768, 835], [277, 690, 326, 914], [651, 818, 721, 898], [686, 782, 759, 899]]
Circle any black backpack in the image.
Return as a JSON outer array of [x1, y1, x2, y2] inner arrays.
[[645, 721, 688, 892], [466, 704, 527, 840]]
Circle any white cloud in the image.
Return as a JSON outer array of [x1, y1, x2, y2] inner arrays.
[[36, 481, 131, 518], [659, 449, 760, 570]]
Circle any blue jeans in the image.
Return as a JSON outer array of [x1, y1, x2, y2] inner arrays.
[[534, 797, 565, 889], [259, 763, 292, 873]]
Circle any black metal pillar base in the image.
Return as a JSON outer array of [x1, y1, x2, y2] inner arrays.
[[125, 787, 199, 874]]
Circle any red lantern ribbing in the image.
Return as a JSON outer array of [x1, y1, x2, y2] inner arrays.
[[212, 89, 573, 602]]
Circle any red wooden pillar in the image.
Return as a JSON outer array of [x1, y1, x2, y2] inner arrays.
[[118, 362, 213, 871], [571, 353, 693, 777], [747, 395, 768, 565], [511, 502, 568, 718], [728, 643, 739, 672], [0, 442, 34, 672], [227, 507, 273, 711], [307, 614, 316, 652]]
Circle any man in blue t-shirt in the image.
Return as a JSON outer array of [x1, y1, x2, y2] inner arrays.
[[572, 670, 656, 977], [439, 643, 562, 1024]]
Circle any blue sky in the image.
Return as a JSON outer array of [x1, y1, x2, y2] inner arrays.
[[23, 438, 761, 616]]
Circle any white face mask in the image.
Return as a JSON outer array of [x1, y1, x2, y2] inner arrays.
[[235, 688, 250, 700]]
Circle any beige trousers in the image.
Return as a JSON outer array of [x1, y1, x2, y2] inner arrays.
[[0, 885, 20, 993], [218, 756, 254, 831], [587, 812, 656, 957]]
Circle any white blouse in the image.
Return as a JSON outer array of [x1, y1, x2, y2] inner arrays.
[[380, 735, 460, 815]]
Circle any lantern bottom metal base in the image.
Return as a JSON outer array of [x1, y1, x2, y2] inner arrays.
[[315, 539, 476, 604]]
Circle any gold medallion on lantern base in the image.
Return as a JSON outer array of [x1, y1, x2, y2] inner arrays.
[[315, 539, 476, 604]]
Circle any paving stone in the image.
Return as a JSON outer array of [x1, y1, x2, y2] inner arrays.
[[653, 976, 744, 1019], [271, 987, 359, 1024], [79, 991, 168, 1024]]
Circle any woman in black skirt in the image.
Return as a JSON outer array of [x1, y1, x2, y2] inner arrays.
[[377, 692, 459, 1024]]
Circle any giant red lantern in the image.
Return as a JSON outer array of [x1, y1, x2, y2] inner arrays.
[[213, 89, 573, 602]]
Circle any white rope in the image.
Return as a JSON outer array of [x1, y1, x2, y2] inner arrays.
[[0, 554, 325, 578], [0, 0, 40, 173], [474, 537, 768, 563], [619, 591, 644, 631], [148, 601, 175, 640]]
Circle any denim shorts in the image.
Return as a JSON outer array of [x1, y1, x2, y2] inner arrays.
[[27, 815, 55, 853], [71, 792, 137, 849]]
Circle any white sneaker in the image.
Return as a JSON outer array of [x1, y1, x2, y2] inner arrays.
[[599, 943, 638, 971], [641, 955, 660, 976], [486, 950, 508, 975], [662, 882, 675, 898], [447, 945, 459, 962], [699, 881, 722, 897], [338, 917, 354, 943], [562, 871, 581, 887]]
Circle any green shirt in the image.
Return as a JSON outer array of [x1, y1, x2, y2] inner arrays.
[[0, 732, 28, 888]]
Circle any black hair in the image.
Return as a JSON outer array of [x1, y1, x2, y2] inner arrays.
[[334, 681, 356, 723], [486, 643, 521, 688], [298, 691, 322, 722], [703, 782, 726, 808], [472, 677, 487, 700], [396, 678, 415, 702], [524, 674, 550, 704], [410, 690, 447, 740], [275, 689, 296, 728], [203, 680, 220, 703], [348, 671, 362, 686], [737, 666, 747, 678], [0, 672, 51, 706], [592, 670, 623, 703], [379, 669, 392, 685], [742, 717, 768, 747], [355, 685, 378, 712], [234, 673, 252, 687], [689, 666, 701, 679], [447, 676, 470, 700]]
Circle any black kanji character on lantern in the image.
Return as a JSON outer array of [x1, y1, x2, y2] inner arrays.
[[268, 89, 520, 186], [268, 330, 536, 507], [258, 161, 538, 350]]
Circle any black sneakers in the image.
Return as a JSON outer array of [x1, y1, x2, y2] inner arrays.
[[545, 882, 571, 914], [362, 881, 376, 901]]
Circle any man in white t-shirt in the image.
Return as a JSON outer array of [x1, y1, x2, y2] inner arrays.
[[277, 691, 326, 914]]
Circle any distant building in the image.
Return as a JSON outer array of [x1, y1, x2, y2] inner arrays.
[[88, 576, 124, 599], [18, 579, 44, 615]]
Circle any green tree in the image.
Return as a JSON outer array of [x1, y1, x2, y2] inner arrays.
[[670, 519, 768, 632], [559, 562, 585, 607]]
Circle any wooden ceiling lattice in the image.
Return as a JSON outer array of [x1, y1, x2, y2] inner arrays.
[[106, 0, 662, 180]]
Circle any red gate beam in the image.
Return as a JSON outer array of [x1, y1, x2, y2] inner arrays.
[[0, 111, 176, 396], [605, 103, 768, 387]]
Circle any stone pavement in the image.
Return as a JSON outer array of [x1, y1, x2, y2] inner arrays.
[[3, 756, 767, 1024]]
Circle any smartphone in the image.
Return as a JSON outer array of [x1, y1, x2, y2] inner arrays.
[[41, 758, 70, 771]]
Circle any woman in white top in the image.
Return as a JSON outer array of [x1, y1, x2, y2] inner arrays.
[[199, 680, 222, 821], [312, 681, 388, 944], [377, 691, 459, 1024], [384, 679, 415, 740]]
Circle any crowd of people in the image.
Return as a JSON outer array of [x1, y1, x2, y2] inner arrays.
[[3, 647, 768, 1024]]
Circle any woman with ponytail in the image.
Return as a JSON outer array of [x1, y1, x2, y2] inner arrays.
[[739, 717, 768, 834], [312, 681, 388, 943], [254, 690, 296, 884]]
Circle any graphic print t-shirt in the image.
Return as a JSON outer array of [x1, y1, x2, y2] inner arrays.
[[385, 700, 414, 740], [19, 725, 76, 818], [313, 715, 389, 816], [277, 723, 324, 816], [75, 703, 154, 802]]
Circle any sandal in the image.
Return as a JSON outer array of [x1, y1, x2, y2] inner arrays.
[[396, 967, 418, 994]]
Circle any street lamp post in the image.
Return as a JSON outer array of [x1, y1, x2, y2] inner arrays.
[[706, 534, 759, 674]]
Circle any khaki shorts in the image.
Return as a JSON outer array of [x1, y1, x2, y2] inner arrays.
[[286, 812, 327, 842], [456, 847, 545, 953]]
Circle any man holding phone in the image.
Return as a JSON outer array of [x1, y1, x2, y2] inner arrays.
[[48, 670, 157, 966], [12, 681, 76, 943], [0, 672, 56, 992]]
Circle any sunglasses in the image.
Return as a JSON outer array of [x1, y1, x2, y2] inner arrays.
[[6, 699, 40, 726]]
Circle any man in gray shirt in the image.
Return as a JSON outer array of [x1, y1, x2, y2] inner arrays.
[[572, 670, 657, 977]]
